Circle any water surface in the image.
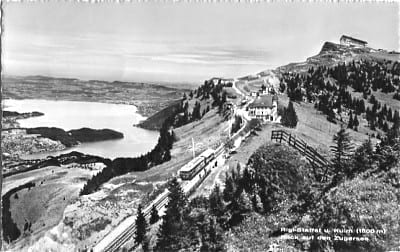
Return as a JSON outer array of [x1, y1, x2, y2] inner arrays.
[[4, 99, 159, 159]]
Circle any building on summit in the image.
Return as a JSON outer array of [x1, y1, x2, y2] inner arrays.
[[340, 35, 368, 47]]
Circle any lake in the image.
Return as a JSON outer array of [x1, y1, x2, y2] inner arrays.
[[3, 99, 159, 159]]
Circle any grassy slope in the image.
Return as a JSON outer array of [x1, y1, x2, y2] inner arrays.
[[54, 108, 229, 250], [120, 108, 229, 183], [136, 99, 181, 130], [4, 166, 97, 250]]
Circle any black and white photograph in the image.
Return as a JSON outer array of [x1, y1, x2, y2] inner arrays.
[[1, 1, 399, 251]]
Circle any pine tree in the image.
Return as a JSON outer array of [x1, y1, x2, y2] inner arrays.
[[383, 121, 389, 132], [135, 204, 147, 244], [155, 178, 187, 251], [330, 127, 354, 182], [383, 112, 400, 146], [228, 190, 252, 227], [352, 137, 374, 174], [353, 114, 359, 131], [387, 107, 393, 122], [209, 184, 224, 217], [192, 101, 202, 120], [200, 217, 224, 252], [281, 101, 298, 128], [223, 176, 236, 202], [327, 107, 336, 123], [347, 111, 353, 129], [359, 99, 366, 113], [394, 110, 400, 126], [150, 205, 160, 224]]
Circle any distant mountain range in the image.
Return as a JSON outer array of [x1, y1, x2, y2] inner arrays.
[[2, 75, 190, 117]]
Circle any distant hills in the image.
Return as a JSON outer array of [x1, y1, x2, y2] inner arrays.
[[2, 75, 189, 117]]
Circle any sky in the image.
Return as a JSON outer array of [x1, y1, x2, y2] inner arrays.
[[3, 1, 399, 84]]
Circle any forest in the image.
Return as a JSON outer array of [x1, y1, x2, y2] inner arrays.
[[282, 60, 400, 137], [134, 118, 400, 251], [80, 80, 230, 195]]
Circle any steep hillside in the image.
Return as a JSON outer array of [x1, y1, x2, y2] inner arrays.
[[137, 100, 182, 130], [138, 79, 234, 130]]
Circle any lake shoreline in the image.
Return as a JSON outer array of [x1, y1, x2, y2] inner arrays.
[[3, 96, 150, 118], [2, 99, 160, 160]]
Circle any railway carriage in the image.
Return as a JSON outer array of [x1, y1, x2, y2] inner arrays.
[[200, 148, 215, 164], [179, 148, 215, 180], [179, 156, 206, 180]]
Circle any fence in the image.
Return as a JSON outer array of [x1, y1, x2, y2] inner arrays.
[[271, 130, 332, 168]]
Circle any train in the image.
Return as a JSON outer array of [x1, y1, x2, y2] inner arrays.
[[179, 145, 224, 180]]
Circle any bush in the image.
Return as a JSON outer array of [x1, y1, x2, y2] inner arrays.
[[281, 101, 298, 128], [306, 177, 400, 251], [247, 143, 314, 214]]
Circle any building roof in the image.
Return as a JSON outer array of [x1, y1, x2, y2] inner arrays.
[[248, 95, 278, 108], [340, 35, 367, 45]]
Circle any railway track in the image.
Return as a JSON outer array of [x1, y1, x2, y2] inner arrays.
[[93, 151, 223, 252], [94, 190, 169, 252], [94, 87, 247, 252]]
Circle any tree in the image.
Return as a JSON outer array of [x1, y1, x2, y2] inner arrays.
[[309, 177, 400, 252], [330, 127, 354, 182], [281, 101, 298, 128], [327, 107, 336, 123], [231, 115, 242, 135], [393, 110, 400, 126], [223, 176, 236, 202], [227, 190, 252, 227], [155, 178, 187, 251], [247, 143, 313, 214], [135, 204, 147, 245], [209, 184, 224, 218], [352, 137, 375, 175], [383, 113, 400, 146], [353, 114, 359, 131], [150, 205, 160, 224], [192, 101, 202, 120], [347, 111, 354, 129], [200, 217, 225, 252]]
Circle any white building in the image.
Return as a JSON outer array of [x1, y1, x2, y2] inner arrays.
[[340, 35, 367, 47], [248, 95, 279, 122], [210, 77, 234, 86]]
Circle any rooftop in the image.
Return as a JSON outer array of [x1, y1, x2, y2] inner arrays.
[[248, 95, 278, 108], [340, 35, 368, 45]]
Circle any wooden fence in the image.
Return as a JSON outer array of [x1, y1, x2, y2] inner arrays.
[[271, 130, 332, 168]]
